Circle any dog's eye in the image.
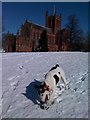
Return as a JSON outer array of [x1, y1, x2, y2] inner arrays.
[[41, 94, 43, 96]]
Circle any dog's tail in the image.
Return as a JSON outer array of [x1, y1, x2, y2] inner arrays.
[[56, 64, 59, 67]]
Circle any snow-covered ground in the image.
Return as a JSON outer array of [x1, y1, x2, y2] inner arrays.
[[1, 52, 89, 118], [0, 53, 2, 119]]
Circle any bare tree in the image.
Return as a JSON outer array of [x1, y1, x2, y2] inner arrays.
[[38, 30, 48, 52], [65, 14, 84, 51], [84, 32, 90, 52]]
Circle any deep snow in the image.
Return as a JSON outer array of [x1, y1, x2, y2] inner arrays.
[[1, 52, 89, 118]]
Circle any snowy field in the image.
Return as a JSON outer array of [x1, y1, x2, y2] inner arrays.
[[0, 53, 2, 119], [1, 52, 89, 118]]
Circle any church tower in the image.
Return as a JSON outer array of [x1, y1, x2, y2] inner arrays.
[[45, 5, 62, 34]]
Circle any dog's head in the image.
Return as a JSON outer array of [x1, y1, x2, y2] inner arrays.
[[38, 82, 51, 104]]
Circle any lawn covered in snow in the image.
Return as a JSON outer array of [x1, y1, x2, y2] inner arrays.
[[1, 52, 89, 118]]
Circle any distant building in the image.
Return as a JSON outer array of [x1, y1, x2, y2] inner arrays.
[[4, 8, 70, 52], [4, 32, 16, 52]]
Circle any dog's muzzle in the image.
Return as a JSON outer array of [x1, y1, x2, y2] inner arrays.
[[40, 101, 49, 110], [40, 101, 45, 104]]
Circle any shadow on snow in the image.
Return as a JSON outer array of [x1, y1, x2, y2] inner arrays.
[[22, 79, 42, 105]]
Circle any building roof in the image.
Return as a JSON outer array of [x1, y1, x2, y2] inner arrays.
[[24, 20, 53, 34]]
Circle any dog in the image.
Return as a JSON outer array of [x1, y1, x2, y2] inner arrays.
[[38, 64, 68, 109]]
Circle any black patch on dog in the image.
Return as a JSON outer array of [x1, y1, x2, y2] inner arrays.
[[49, 64, 59, 71], [58, 72, 60, 74], [53, 74, 59, 84]]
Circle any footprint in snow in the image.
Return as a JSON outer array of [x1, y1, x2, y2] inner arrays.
[[18, 65, 29, 74], [80, 90, 86, 94], [19, 65, 23, 70], [74, 88, 78, 92], [81, 75, 86, 81], [79, 71, 88, 82]]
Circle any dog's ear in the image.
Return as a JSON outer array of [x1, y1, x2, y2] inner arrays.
[[41, 82, 46, 86], [43, 82, 46, 86]]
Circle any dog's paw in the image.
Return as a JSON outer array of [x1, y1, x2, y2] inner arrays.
[[44, 106, 49, 110], [65, 85, 70, 90], [40, 104, 49, 110]]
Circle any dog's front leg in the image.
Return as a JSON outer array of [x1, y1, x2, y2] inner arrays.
[[61, 76, 69, 89], [47, 90, 55, 106]]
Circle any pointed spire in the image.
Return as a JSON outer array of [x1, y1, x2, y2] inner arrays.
[[53, 4, 56, 15]]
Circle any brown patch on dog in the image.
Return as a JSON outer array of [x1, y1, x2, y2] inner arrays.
[[45, 94, 49, 102], [39, 82, 51, 94]]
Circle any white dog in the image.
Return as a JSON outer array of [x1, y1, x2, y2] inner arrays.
[[38, 64, 68, 109]]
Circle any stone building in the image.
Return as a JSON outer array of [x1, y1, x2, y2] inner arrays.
[[4, 9, 69, 52], [4, 32, 16, 52]]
